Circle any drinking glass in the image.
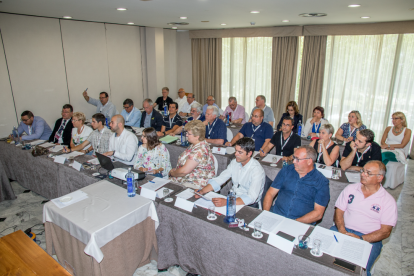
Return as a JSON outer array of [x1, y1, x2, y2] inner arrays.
[[207, 206, 217, 220], [163, 188, 169, 198], [311, 239, 322, 256], [298, 235, 310, 249], [253, 221, 263, 238], [332, 169, 340, 180]]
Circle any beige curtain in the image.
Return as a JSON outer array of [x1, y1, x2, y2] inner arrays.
[[191, 38, 222, 107], [271, 36, 299, 120], [298, 36, 327, 121]]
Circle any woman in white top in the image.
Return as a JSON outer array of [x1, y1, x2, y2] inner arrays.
[[380, 111, 411, 163], [134, 127, 172, 178], [70, 112, 93, 152], [302, 106, 329, 138]]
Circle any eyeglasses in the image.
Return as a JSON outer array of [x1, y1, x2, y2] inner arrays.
[[292, 156, 311, 162], [99, 97, 107, 99], [360, 169, 381, 177], [21, 118, 30, 122]]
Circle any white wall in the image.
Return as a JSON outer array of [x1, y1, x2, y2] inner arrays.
[[145, 27, 165, 101], [163, 29, 178, 100], [177, 31, 193, 95]]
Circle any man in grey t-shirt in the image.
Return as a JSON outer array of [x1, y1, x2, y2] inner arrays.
[[250, 95, 275, 127]]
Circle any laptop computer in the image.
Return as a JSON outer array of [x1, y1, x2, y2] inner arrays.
[[96, 152, 126, 171]]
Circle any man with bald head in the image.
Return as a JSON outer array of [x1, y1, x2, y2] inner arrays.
[[263, 145, 330, 225], [178, 93, 198, 116], [103, 115, 138, 165], [175, 88, 187, 111], [250, 95, 275, 127], [203, 95, 223, 115]]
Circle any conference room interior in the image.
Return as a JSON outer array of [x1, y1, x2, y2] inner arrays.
[[0, 1, 413, 275]]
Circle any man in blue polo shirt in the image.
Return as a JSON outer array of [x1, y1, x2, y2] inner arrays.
[[158, 102, 183, 137], [263, 145, 330, 224], [205, 106, 227, 145], [225, 109, 273, 152]]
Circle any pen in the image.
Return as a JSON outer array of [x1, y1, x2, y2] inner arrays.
[[149, 180, 155, 183], [333, 234, 338, 243]]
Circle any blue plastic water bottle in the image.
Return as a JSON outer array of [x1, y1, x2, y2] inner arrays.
[[224, 189, 236, 223], [164, 103, 168, 116], [126, 167, 136, 197], [226, 114, 230, 126], [297, 120, 303, 137]]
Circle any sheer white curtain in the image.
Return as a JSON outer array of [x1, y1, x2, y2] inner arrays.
[[221, 37, 272, 113]]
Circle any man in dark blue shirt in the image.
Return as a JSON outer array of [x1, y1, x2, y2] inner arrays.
[[263, 145, 330, 224], [205, 105, 227, 145], [225, 109, 273, 152], [158, 102, 183, 137]]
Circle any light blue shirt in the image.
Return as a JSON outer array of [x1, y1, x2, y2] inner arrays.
[[121, 107, 141, 127], [88, 97, 117, 119], [251, 105, 275, 124], [17, 116, 53, 141], [208, 158, 265, 207], [144, 111, 153, 128], [203, 103, 223, 115]]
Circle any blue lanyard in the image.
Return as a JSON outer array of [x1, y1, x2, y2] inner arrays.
[[312, 122, 321, 133]]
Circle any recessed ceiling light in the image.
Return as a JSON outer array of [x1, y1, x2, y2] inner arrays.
[[282, 20, 289, 22], [127, 22, 134, 25], [361, 16, 370, 19], [63, 16, 72, 19], [180, 17, 187, 20], [117, 8, 127, 11], [348, 4, 361, 7], [250, 11, 260, 14], [221, 23, 226, 25], [201, 21, 209, 23], [172, 27, 178, 29]]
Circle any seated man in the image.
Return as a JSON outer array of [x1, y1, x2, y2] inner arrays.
[[153, 87, 173, 111], [196, 137, 265, 208], [178, 93, 198, 116], [203, 95, 224, 115], [260, 117, 301, 160], [13, 111, 53, 141], [340, 129, 382, 171], [158, 102, 183, 137], [205, 106, 227, 145], [121, 98, 141, 127], [263, 146, 330, 224], [140, 98, 164, 131], [175, 88, 187, 111], [225, 109, 273, 152], [331, 161, 397, 276], [219, 96, 246, 124], [103, 115, 138, 165], [187, 102, 205, 122], [249, 95, 275, 127], [64, 113, 112, 154], [49, 104, 74, 146], [82, 90, 117, 120]]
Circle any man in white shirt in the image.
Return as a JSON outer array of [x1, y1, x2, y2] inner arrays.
[[175, 88, 187, 111], [195, 137, 265, 208], [82, 90, 117, 120], [103, 115, 138, 165], [178, 93, 198, 116]]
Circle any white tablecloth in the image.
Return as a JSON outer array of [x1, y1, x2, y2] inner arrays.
[[43, 180, 159, 262]]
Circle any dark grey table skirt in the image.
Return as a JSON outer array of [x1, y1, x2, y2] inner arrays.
[[0, 153, 16, 202]]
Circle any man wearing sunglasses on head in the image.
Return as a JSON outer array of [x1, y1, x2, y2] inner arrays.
[[263, 145, 330, 225]]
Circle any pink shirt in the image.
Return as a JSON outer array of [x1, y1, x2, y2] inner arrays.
[[335, 183, 397, 234], [223, 104, 246, 124]]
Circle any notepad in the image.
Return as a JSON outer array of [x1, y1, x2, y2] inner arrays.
[[159, 135, 179, 144]]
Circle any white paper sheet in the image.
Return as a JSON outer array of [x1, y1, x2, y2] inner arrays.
[[51, 190, 89, 209], [267, 232, 294, 254], [132, 127, 145, 135], [54, 156, 66, 164], [316, 168, 333, 178], [87, 158, 100, 165], [261, 154, 282, 163], [38, 142, 56, 148], [247, 210, 284, 234], [140, 187, 157, 201], [29, 139, 46, 146], [140, 178, 170, 191], [174, 197, 194, 212], [345, 172, 361, 183], [193, 192, 244, 215], [175, 188, 195, 200], [308, 226, 338, 255], [60, 151, 84, 159], [212, 147, 226, 155], [71, 161, 83, 171], [48, 145, 65, 152]]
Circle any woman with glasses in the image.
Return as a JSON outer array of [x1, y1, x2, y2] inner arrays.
[[309, 124, 341, 167], [380, 112, 411, 164], [70, 112, 93, 154], [335, 111, 366, 143], [302, 106, 329, 137], [169, 120, 215, 188], [134, 127, 172, 178], [276, 101, 303, 134]]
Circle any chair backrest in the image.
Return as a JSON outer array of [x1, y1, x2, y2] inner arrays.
[[226, 128, 234, 142], [245, 112, 250, 123], [212, 154, 218, 175]]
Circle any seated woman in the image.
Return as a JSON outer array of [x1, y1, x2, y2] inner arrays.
[[169, 120, 216, 188], [134, 127, 172, 178], [302, 106, 329, 137], [335, 110, 366, 143], [309, 124, 341, 167], [380, 111, 411, 164], [276, 101, 303, 134], [69, 112, 93, 154]]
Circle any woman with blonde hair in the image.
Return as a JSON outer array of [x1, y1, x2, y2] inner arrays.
[[335, 110, 366, 143], [70, 112, 93, 152], [276, 101, 303, 134], [380, 111, 411, 164], [169, 120, 215, 188], [309, 124, 341, 167]]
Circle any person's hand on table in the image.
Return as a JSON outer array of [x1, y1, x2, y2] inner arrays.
[[63, 146, 70, 153], [103, 151, 114, 156], [80, 150, 86, 154], [168, 168, 176, 177], [212, 198, 227, 207], [139, 167, 149, 172], [259, 150, 267, 157], [55, 143, 60, 145], [225, 142, 232, 147]]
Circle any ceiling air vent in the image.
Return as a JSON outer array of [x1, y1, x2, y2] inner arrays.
[[167, 22, 189, 26], [299, 13, 327, 17]]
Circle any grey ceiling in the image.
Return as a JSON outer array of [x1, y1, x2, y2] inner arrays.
[[0, 0, 413, 30]]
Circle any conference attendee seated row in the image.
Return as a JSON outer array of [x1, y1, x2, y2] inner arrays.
[[203, 95, 223, 115], [157, 102, 183, 137], [220, 96, 246, 124], [121, 98, 141, 128], [196, 137, 265, 208], [169, 120, 216, 188], [250, 95, 275, 127], [260, 117, 301, 160], [83, 90, 117, 120], [187, 102, 205, 122], [179, 93, 198, 117], [226, 109, 273, 152], [175, 88, 187, 111], [276, 101, 303, 134], [141, 99, 163, 131], [205, 106, 227, 145], [309, 124, 341, 167], [335, 110, 366, 143], [153, 87, 173, 111], [69, 112, 93, 153], [11, 110, 53, 141], [302, 106, 329, 137], [49, 104, 73, 146]]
